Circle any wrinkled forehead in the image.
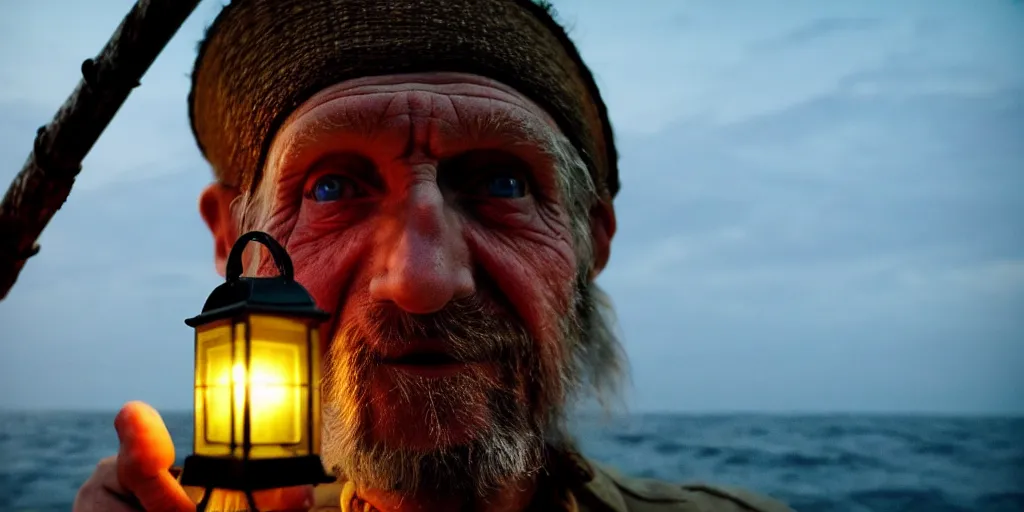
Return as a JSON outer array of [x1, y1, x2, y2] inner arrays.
[[289, 72, 561, 132], [261, 72, 567, 179]]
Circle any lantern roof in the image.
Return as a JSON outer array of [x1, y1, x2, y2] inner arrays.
[[185, 231, 329, 327]]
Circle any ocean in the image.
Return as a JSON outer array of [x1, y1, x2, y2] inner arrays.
[[0, 411, 1021, 511]]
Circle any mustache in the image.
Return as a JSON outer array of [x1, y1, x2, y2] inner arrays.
[[343, 294, 533, 364]]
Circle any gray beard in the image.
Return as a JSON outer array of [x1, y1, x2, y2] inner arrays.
[[316, 279, 601, 498], [320, 385, 549, 498]]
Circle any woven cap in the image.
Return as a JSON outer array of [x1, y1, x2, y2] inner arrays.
[[189, 0, 620, 199]]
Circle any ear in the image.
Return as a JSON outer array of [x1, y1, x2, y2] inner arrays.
[[199, 183, 241, 277], [588, 199, 616, 280]]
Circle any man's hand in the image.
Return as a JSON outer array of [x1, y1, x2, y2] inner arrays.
[[73, 401, 314, 512], [73, 401, 194, 512]]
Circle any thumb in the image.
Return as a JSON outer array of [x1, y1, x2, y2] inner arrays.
[[115, 401, 195, 512]]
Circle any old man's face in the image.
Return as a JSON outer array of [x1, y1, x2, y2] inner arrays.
[[200, 72, 618, 496]]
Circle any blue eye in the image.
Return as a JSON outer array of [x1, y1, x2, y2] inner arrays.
[[310, 175, 362, 202], [486, 176, 527, 198]]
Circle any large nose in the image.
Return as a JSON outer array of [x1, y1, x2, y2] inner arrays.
[[369, 178, 474, 314]]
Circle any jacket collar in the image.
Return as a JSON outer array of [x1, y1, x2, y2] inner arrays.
[[307, 448, 626, 512]]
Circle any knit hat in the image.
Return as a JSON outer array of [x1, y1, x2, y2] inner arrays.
[[188, 0, 620, 199]]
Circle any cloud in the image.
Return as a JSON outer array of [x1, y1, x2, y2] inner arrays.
[[611, 86, 1024, 261], [598, 70, 1024, 413], [836, 49, 1024, 99], [756, 17, 884, 50]]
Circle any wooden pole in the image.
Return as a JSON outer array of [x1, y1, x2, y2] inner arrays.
[[0, 0, 202, 301]]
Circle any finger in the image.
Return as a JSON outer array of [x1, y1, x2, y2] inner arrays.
[[72, 456, 143, 512], [114, 401, 195, 512]]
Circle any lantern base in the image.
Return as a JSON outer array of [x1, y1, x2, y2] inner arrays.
[[179, 454, 335, 491]]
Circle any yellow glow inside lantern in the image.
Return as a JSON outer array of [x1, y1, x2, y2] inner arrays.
[[192, 314, 321, 460], [180, 231, 332, 505]]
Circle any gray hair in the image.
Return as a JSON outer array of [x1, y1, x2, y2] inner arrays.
[[542, 128, 627, 412]]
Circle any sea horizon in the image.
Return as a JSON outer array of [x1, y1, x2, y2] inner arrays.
[[2, 406, 1021, 419], [2, 410, 1022, 511]]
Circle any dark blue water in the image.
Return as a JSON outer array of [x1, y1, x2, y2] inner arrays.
[[0, 411, 1021, 511]]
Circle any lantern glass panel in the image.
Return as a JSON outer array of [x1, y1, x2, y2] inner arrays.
[[309, 326, 322, 455], [245, 314, 312, 459], [193, 320, 237, 457]]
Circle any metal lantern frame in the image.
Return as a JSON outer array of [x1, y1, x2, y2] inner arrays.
[[179, 231, 333, 511]]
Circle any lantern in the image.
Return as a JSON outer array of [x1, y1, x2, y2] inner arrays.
[[179, 231, 333, 511]]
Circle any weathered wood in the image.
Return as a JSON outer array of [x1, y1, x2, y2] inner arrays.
[[0, 0, 201, 301]]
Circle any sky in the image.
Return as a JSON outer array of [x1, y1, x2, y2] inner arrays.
[[0, 0, 1021, 415]]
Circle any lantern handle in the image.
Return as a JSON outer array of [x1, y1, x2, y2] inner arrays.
[[225, 231, 294, 282]]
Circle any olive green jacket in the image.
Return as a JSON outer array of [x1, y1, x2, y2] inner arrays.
[[572, 459, 795, 512], [309, 454, 795, 511]]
